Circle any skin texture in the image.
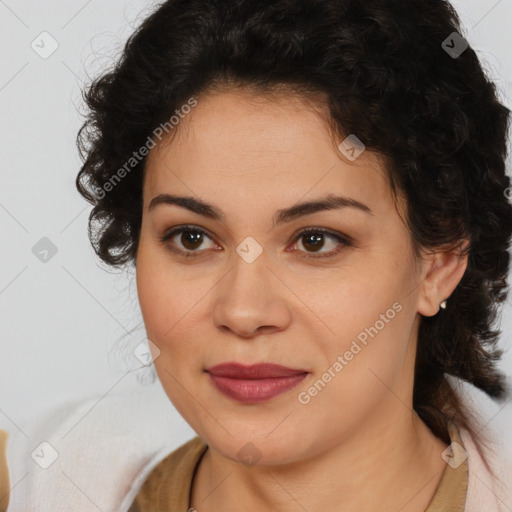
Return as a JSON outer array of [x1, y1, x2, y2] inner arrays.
[[136, 88, 468, 512]]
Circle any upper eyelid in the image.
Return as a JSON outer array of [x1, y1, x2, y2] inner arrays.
[[161, 224, 216, 242]]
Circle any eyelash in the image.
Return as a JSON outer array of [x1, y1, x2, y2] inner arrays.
[[159, 224, 352, 260]]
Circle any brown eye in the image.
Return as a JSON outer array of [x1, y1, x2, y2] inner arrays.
[[179, 230, 204, 250], [159, 225, 351, 260], [160, 226, 216, 256], [301, 232, 325, 252], [291, 228, 351, 258]]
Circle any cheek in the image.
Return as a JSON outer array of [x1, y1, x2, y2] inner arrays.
[[136, 240, 182, 343], [136, 260, 165, 336], [135, 241, 208, 370], [301, 263, 413, 395], [297, 312, 411, 437], [136, 248, 206, 414], [137, 273, 191, 354], [299, 263, 408, 344]]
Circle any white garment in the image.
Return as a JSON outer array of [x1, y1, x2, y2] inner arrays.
[[4, 384, 512, 511], [5, 383, 194, 512], [459, 427, 512, 512]]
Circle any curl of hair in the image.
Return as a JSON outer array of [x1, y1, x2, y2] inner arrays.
[[76, 0, 512, 448]]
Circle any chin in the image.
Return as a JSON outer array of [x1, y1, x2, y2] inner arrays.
[[202, 428, 314, 468]]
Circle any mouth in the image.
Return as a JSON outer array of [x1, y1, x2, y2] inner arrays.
[[205, 362, 309, 404]]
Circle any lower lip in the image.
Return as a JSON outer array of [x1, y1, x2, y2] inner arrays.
[[207, 373, 308, 404]]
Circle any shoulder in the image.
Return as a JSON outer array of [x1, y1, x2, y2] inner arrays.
[[127, 436, 207, 512], [3, 384, 188, 511], [458, 426, 512, 512]]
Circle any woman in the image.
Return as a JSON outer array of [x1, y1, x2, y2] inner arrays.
[[76, 0, 512, 510]]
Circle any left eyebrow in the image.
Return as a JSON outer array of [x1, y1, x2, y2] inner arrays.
[[147, 193, 374, 227], [272, 194, 374, 227]]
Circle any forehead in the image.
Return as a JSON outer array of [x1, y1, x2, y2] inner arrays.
[[143, 88, 398, 218]]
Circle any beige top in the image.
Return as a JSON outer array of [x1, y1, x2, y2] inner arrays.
[[128, 422, 468, 511], [0, 430, 10, 512]]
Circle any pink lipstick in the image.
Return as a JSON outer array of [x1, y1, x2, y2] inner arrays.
[[205, 362, 308, 404]]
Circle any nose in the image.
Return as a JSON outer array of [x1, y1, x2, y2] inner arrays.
[[211, 253, 292, 339]]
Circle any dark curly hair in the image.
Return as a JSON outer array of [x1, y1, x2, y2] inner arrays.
[[76, 0, 512, 452]]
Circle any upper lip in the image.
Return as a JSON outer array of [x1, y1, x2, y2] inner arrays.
[[205, 362, 308, 379]]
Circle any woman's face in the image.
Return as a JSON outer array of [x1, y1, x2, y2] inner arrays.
[[136, 88, 427, 465]]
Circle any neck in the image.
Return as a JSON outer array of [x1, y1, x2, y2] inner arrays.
[[190, 405, 448, 512]]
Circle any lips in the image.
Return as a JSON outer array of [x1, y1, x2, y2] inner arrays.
[[205, 362, 309, 403], [206, 362, 307, 378]]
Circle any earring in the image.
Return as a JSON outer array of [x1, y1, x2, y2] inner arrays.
[[439, 300, 447, 309]]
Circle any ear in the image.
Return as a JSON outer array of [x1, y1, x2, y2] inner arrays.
[[417, 241, 469, 317]]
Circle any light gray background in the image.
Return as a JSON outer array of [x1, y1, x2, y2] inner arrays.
[[0, 0, 511, 457]]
